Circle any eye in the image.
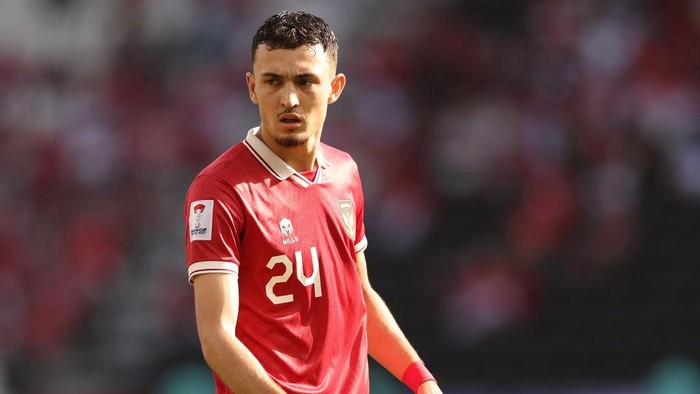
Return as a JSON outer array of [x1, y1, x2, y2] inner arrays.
[[264, 79, 280, 86], [298, 78, 315, 87]]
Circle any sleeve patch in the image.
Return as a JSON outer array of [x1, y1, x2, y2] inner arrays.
[[189, 199, 214, 241]]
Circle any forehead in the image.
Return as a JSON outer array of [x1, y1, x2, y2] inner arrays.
[[253, 44, 334, 75]]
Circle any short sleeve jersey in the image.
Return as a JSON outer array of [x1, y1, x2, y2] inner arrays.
[[184, 128, 369, 394]]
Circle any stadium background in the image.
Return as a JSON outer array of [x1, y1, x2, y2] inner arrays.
[[1, 0, 700, 393]]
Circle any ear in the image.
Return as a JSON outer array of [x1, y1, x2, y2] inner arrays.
[[245, 72, 258, 104], [328, 73, 346, 104]]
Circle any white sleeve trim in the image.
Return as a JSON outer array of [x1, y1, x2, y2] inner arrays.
[[188, 261, 239, 285], [354, 235, 368, 253]]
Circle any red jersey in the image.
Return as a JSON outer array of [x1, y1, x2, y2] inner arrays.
[[184, 127, 369, 393]]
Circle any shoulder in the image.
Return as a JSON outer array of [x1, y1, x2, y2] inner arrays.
[[320, 142, 358, 170], [320, 143, 364, 195], [198, 142, 251, 179], [186, 141, 254, 199]]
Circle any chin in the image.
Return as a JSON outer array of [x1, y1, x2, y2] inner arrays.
[[275, 135, 308, 148]]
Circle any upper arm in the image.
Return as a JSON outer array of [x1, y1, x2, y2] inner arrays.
[[185, 174, 245, 282], [193, 272, 240, 338], [186, 175, 244, 335], [356, 250, 372, 292]]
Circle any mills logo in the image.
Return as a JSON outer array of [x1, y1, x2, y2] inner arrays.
[[189, 200, 214, 241], [279, 218, 298, 245]]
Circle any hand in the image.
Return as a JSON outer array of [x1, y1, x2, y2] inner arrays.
[[417, 380, 443, 394]]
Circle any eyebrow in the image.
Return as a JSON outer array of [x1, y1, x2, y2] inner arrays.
[[260, 72, 319, 79]]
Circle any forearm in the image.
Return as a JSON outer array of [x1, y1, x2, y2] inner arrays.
[[364, 286, 421, 378], [200, 326, 285, 394], [365, 287, 441, 393], [357, 251, 440, 393], [193, 274, 284, 393]]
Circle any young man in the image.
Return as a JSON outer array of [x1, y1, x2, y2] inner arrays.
[[184, 11, 442, 394]]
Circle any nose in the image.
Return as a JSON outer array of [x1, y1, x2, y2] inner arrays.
[[281, 84, 299, 108]]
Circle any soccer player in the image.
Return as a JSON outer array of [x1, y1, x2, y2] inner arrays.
[[184, 11, 442, 394]]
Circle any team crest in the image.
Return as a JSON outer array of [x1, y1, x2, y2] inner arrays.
[[337, 200, 356, 240]]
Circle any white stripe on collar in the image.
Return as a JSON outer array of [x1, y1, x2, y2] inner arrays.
[[243, 127, 330, 185]]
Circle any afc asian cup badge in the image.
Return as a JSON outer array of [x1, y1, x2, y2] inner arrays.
[[337, 200, 356, 240], [189, 199, 214, 241]]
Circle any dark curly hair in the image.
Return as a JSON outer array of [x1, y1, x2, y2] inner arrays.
[[252, 11, 339, 68]]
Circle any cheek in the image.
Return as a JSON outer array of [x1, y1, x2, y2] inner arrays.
[[258, 95, 279, 112], [307, 91, 329, 108]]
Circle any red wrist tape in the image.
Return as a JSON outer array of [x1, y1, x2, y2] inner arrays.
[[401, 361, 436, 393]]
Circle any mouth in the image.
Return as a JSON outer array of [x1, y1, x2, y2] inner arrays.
[[278, 113, 303, 126]]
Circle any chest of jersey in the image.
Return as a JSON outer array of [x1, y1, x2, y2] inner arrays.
[[234, 172, 361, 312]]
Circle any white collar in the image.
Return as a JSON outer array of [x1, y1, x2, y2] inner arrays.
[[243, 127, 329, 186]]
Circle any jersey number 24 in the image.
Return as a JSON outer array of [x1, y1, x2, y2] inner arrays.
[[265, 247, 322, 305]]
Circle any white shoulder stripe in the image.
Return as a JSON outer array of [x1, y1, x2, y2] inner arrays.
[[354, 236, 368, 253], [188, 261, 239, 284]]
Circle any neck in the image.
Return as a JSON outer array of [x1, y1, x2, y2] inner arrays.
[[281, 146, 318, 172], [256, 131, 318, 172]]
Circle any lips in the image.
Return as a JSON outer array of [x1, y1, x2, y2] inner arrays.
[[278, 113, 303, 124]]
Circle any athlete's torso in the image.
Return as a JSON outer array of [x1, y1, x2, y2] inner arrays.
[[185, 128, 370, 394]]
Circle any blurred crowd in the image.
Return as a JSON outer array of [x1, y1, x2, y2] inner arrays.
[[0, 0, 699, 392]]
